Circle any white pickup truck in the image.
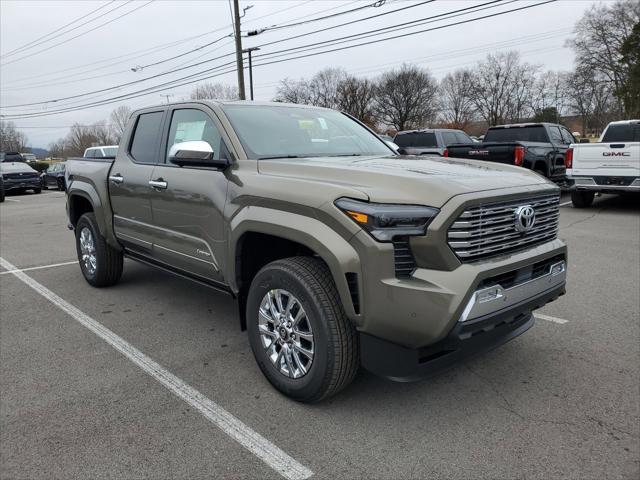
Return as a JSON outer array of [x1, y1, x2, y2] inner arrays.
[[566, 120, 640, 207]]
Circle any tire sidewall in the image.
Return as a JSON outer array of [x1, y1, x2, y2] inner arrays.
[[75, 215, 99, 284], [247, 264, 333, 401]]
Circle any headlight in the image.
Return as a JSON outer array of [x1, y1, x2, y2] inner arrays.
[[335, 197, 439, 242]]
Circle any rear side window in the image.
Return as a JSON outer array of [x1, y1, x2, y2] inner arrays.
[[560, 128, 575, 144], [548, 127, 564, 144], [455, 131, 473, 143], [394, 132, 437, 148], [602, 124, 639, 142], [441, 132, 458, 146], [130, 111, 164, 164], [484, 126, 549, 143]]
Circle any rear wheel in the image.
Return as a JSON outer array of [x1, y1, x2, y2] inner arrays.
[[75, 212, 123, 287], [33, 188, 41, 194], [571, 191, 595, 208], [247, 257, 359, 402]]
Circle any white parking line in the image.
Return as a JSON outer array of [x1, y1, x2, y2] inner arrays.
[[559, 200, 573, 207], [535, 313, 569, 324], [0, 256, 313, 480], [4, 198, 20, 202], [0, 260, 78, 275]]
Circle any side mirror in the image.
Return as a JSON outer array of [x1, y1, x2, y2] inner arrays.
[[168, 141, 229, 169], [579, 138, 590, 143]]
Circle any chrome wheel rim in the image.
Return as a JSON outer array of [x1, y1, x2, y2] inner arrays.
[[79, 227, 97, 276], [258, 289, 314, 379]]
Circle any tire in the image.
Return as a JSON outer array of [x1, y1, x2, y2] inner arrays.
[[0, 184, 4, 203], [75, 212, 123, 287], [247, 256, 359, 402], [33, 188, 41, 194], [57, 177, 65, 191], [534, 169, 547, 178], [571, 191, 595, 208]]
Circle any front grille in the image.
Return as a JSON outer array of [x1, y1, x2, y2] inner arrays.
[[3, 172, 39, 180], [392, 237, 416, 277], [448, 193, 560, 262]]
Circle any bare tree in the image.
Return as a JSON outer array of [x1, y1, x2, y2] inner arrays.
[[373, 64, 439, 131], [568, 0, 640, 116], [275, 77, 313, 104], [275, 68, 348, 108], [190, 82, 238, 100], [564, 66, 616, 136], [48, 138, 68, 159], [438, 69, 475, 129], [109, 105, 132, 142], [468, 51, 537, 125], [530, 71, 568, 122], [308, 68, 347, 108], [64, 122, 115, 157], [337, 76, 376, 126], [0, 121, 29, 152]]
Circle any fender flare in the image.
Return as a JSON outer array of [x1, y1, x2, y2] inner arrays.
[[228, 206, 362, 322], [67, 182, 120, 250]]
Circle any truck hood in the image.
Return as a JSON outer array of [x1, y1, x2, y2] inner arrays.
[[257, 155, 554, 207]]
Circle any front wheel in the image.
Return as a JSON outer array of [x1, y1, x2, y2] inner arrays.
[[571, 191, 595, 208], [57, 178, 65, 191], [247, 257, 359, 402], [75, 212, 123, 287]]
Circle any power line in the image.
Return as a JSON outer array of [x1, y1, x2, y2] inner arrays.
[[0, 1, 117, 58], [1, 0, 557, 120], [0, 1, 155, 67], [245, 0, 388, 35], [1, 0, 477, 108]]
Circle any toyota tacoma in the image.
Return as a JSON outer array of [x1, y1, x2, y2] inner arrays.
[[65, 101, 567, 402]]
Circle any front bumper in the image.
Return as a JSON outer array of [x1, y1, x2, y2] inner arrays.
[[570, 175, 640, 192], [360, 279, 565, 381]]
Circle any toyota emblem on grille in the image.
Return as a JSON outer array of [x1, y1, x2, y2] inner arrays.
[[514, 205, 535, 232]]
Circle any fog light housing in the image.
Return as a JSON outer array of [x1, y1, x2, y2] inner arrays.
[[476, 285, 505, 304], [550, 261, 566, 276]]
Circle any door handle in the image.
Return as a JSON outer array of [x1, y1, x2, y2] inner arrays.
[[109, 174, 124, 184], [149, 179, 168, 190]]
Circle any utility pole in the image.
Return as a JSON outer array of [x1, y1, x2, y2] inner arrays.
[[233, 0, 246, 100], [160, 94, 173, 104], [242, 47, 260, 100]]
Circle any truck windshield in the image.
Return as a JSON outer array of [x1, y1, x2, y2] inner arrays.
[[601, 123, 640, 142], [484, 126, 549, 143], [221, 105, 391, 159]]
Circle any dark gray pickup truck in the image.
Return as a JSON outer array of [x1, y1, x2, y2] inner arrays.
[[447, 123, 574, 183], [65, 101, 567, 402]]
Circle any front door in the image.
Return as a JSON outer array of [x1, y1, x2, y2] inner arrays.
[[148, 107, 230, 283], [109, 110, 165, 255]]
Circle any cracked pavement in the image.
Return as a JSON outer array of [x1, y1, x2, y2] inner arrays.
[[1, 190, 638, 479]]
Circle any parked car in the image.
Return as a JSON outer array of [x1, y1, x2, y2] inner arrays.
[[0, 152, 25, 163], [20, 153, 37, 164], [66, 101, 567, 402], [83, 145, 118, 158], [566, 120, 640, 207], [41, 162, 67, 190], [0, 161, 41, 195], [446, 123, 572, 183], [393, 128, 475, 156]]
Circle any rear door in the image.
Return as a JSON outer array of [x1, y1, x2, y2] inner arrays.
[[108, 109, 166, 255], [147, 105, 230, 283]]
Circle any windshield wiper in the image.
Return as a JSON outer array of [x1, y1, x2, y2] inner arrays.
[[325, 154, 363, 157], [258, 155, 308, 160]]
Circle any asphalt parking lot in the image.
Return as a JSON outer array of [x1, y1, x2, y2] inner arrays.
[[1, 189, 638, 479]]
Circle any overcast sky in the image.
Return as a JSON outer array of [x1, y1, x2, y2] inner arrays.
[[1, 0, 599, 148]]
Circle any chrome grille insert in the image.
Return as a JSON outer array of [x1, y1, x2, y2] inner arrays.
[[448, 193, 560, 262]]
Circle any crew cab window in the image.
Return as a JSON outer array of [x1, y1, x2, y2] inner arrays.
[[602, 123, 640, 142], [441, 132, 457, 146], [166, 109, 222, 163], [484, 126, 549, 143], [130, 111, 164, 164], [548, 127, 564, 144], [394, 132, 438, 148], [560, 128, 575, 144]]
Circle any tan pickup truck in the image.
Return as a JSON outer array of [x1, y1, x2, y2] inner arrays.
[[65, 101, 567, 402]]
